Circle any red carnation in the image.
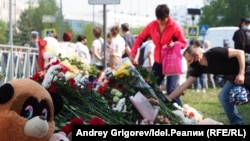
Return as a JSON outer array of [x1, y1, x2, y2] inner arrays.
[[60, 65, 68, 73], [68, 78, 76, 88], [189, 112, 195, 118], [71, 117, 84, 125], [61, 117, 84, 135], [98, 83, 108, 95], [88, 117, 106, 125], [30, 72, 40, 80], [48, 83, 57, 93]]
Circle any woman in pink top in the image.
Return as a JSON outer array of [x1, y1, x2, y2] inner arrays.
[[130, 4, 187, 106]]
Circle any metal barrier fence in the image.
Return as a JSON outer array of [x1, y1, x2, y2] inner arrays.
[[0, 44, 38, 85]]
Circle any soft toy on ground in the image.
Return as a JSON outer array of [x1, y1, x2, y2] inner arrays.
[[172, 103, 203, 124], [0, 78, 63, 141]]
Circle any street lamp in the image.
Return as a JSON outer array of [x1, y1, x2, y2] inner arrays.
[[93, 5, 95, 25], [59, 0, 63, 41], [8, 0, 14, 81]]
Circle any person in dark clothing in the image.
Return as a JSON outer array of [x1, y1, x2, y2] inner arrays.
[[233, 17, 250, 53], [166, 46, 248, 125], [121, 23, 135, 58]]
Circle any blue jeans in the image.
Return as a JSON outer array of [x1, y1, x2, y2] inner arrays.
[[194, 73, 206, 90], [152, 62, 182, 106], [218, 81, 244, 125]]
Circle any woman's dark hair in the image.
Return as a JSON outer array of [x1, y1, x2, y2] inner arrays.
[[155, 4, 170, 20], [77, 35, 87, 42]]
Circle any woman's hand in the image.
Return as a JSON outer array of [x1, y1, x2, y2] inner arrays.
[[168, 41, 175, 48], [163, 41, 174, 48]]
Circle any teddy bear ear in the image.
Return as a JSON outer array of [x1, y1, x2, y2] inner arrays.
[[0, 83, 14, 104], [49, 92, 64, 116]]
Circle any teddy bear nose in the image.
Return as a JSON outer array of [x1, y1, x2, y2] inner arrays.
[[39, 115, 46, 120]]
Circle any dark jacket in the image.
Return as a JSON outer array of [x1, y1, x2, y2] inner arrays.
[[233, 29, 250, 53]]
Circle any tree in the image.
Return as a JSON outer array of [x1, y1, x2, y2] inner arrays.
[[0, 20, 8, 44], [82, 23, 95, 49], [199, 0, 250, 27], [14, 0, 74, 45], [14, 8, 36, 46]]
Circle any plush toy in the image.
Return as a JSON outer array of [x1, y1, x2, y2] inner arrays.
[[182, 104, 203, 122], [48, 131, 69, 141], [38, 37, 58, 71], [0, 78, 63, 141], [172, 103, 203, 124], [172, 110, 196, 125]]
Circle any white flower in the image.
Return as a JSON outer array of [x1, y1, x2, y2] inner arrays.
[[42, 64, 62, 88], [113, 98, 127, 112], [74, 74, 82, 83]]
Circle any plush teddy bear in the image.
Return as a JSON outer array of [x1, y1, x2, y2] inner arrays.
[[0, 78, 63, 141]]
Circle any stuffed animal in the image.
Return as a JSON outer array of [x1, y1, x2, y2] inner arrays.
[[0, 78, 63, 141], [38, 37, 58, 71], [182, 104, 203, 122], [48, 132, 69, 141]]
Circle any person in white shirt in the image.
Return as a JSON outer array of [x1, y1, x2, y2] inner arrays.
[[105, 32, 112, 66], [141, 39, 155, 71], [90, 26, 104, 70], [108, 25, 126, 68], [56, 32, 77, 58], [75, 35, 91, 64]]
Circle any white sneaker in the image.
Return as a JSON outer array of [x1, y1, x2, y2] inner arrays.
[[196, 89, 200, 93], [202, 89, 206, 93]]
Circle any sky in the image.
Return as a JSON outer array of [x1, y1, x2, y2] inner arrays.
[[22, 0, 205, 17], [56, 0, 205, 18]]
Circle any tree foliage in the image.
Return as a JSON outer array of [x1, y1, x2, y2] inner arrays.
[[82, 23, 95, 49], [14, 7, 36, 46], [199, 0, 250, 27], [0, 20, 8, 44], [13, 0, 74, 45]]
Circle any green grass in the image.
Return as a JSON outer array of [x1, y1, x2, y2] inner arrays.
[[180, 88, 250, 125]]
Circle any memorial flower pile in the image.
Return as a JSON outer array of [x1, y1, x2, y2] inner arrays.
[[30, 57, 183, 129]]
